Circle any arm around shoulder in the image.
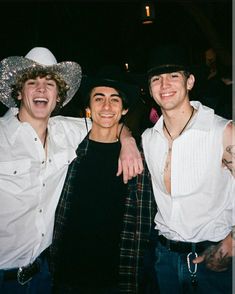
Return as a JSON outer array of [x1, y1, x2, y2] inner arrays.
[[52, 116, 92, 146], [117, 124, 143, 183]]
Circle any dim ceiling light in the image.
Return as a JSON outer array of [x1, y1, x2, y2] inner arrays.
[[141, 2, 155, 24]]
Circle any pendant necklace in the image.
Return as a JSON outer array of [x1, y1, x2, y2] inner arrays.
[[163, 107, 194, 140]]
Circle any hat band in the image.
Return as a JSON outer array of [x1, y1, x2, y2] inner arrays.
[[147, 64, 186, 74]]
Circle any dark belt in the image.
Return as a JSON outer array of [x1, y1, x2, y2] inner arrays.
[[2, 250, 47, 285], [158, 235, 220, 254]]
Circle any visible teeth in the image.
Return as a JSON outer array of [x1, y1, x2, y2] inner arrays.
[[100, 114, 113, 117], [33, 98, 48, 102], [161, 92, 173, 97]]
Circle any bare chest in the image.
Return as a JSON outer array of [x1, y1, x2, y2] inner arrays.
[[164, 141, 172, 194]]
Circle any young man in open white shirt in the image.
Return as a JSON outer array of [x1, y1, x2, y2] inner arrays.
[[142, 44, 234, 294], [0, 47, 143, 293]]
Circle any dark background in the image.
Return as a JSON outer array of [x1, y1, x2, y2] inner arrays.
[[0, 0, 233, 117]]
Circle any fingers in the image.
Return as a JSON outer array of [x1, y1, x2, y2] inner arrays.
[[193, 244, 232, 272], [121, 161, 129, 184], [136, 158, 144, 174], [116, 158, 131, 184], [193, 255, 204, 264], [116, 158, 122, 177], [116, 158, 143, 184]]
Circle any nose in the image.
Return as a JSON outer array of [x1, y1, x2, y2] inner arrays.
[[161, 76, 170, 88], [36, 82, 46, 93], [103, 99, 111, 109]]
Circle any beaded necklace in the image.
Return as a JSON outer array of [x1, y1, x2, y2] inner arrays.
[[163, 107, 194, 140]]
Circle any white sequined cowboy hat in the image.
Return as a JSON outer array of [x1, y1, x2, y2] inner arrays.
[[0, 47, 82, 108]]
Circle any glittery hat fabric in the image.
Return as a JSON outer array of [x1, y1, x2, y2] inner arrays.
[[0, 47, 82, 108]]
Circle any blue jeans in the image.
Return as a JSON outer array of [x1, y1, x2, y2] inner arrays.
[[154, 242, 232, 294], [53, 284, 120, 294], [0, 257, 52, 294]]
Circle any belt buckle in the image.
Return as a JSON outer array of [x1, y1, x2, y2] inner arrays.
[[17, 265, 33, 285]]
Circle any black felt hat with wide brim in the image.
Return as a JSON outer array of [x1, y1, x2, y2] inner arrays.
[[79, 66, 141, 109], [147, 44, 194, 79]]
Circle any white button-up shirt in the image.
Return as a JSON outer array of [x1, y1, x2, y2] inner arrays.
[[0, 109, 90, 269], [142, 101, 234, 242]]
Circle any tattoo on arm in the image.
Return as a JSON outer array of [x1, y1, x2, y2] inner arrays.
[[204, 243, 232, 271], [223, 145, 235, 175], [222, 158, 235, 174], [226, 145, 235, 158]]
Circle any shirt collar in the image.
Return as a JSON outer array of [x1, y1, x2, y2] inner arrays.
[[153, 101, 215, 134], [3, 108, 22, 145], [189, 101, 214, 131]]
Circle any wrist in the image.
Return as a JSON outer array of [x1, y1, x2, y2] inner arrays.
[[120, 136, 135, 144]]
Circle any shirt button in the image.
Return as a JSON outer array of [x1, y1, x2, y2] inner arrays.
[[42, 161, 45, 164], [13, 170, 17, 174], [43, 183, 45, 187], [34, 138, 37, 142], [42, 233, 44, 237], [67, 160, 70, 164], [49, 159, 52, 163], [39, 209, 42, 213]]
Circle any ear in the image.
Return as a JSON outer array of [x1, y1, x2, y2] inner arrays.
[[187, 74, 195, 90], [149, 85, 153, 97], [122, 109, 128, 116], [56, 96, 60, 103], [85, 107, 91, 118], [17, 92, 22, 100]]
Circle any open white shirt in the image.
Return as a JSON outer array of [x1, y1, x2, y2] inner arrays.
[[142, 101, 234, 242], [0, 109, 90, 269]]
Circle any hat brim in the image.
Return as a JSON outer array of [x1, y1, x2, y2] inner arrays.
[[147, 64, 192, 79], [0, 56, 82, 108], [79, 76, 140, 109]]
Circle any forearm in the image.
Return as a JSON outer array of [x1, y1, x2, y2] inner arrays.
[[222, 122, 235, 177], [118, 123, 133, 143], [117, 123, 143, 183]]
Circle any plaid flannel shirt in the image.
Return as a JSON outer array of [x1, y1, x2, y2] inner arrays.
[[50, 135, 156, 293]]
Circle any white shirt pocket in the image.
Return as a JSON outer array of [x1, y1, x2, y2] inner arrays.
[[0, 159, 31, 194], [50, 148, 77, 171]]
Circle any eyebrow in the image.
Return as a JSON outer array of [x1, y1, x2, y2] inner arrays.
[[93, 92, 121, 98], [27, 76, 55, 81]]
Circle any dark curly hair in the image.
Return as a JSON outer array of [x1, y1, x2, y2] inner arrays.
[[11, 67, 69, 114]]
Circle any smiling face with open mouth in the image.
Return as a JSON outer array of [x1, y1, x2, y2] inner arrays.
[[18, 76, 59, 122]]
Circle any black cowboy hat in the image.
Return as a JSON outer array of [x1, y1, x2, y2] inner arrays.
[[147, 44, 194, 79], [79, 65, 140, 109]]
